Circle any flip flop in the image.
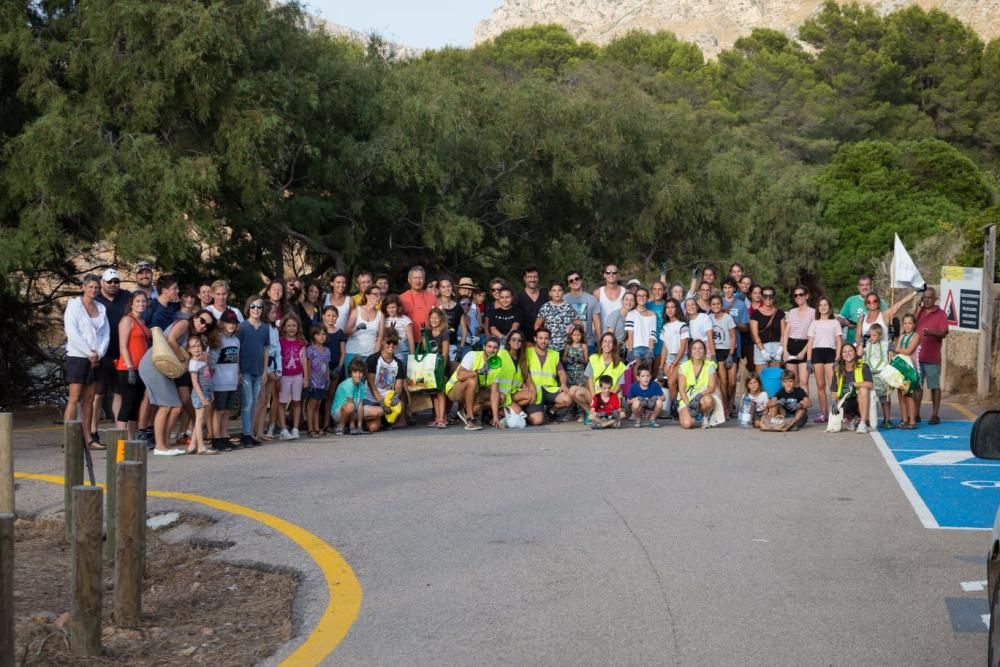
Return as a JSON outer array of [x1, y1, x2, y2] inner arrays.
[[86, 440, 106, 451], [198, 448, 219, 455]]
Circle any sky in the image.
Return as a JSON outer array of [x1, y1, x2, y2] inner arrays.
[[306, 0, 501, 49]]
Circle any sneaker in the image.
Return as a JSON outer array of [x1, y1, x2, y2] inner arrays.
[[856, 422, 870, 434], [350, 426, 363, 435], [214, 437, 235, 452], [153, 448, 186, 457], [881, 420, 895, 430], [456, 410, 470, 426], [701, 418, 710, 430], [279, 428, 294, 441], [263, 424, 276, 440], [814, 414, 827, 424], [648, 421, 660, 428], [290, 428, 300, 440], [464, 421, 482, 431], [334, 427, 344, 436], [240, 434, 255, 448], [591, 423, 601, 430], [928, 415, 941, 425]]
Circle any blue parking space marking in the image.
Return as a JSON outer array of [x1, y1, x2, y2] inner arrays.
[[872, 421, 1000, 530]]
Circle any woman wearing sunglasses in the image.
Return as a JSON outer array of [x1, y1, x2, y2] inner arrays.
[[750, 287, 784, 368], [781, 286, 815, 390]]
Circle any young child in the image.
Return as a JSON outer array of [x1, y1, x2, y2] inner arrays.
[[863, 323, 892, 429], [562, 324, 588, 422], [305, 325, 331, 437], [627, 363, 664, 427], [590, 374, 625, 429], [766, 369, 812, 431], [427, 308, 450, 423], [321, 305, 346, 433], [210, 310, 241, 450], [472, 289, 487, 348], [187, 335, 217, 454], [278, 315, 308, 440], [330, 357, 380, 435], [740, 373, 769, 428]]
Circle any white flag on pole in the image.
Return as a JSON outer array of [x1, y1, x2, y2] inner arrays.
[[892, 234, 925, 289]]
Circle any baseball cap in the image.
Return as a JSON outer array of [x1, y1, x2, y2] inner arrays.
[[626, 278, 642, 287], [101, 268, 121, 282], [135, 261, 153, 273], [220, 309, 239, 324]]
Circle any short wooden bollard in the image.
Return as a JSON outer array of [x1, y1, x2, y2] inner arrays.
[[114, 462, 144, 627], [70, 486, 103, 657], [123, 441, 147, 576], [63, 421, 85, 541], [0, 513, 15, 667], [0, 413, 13, 515], [102, 428, 127, 562]]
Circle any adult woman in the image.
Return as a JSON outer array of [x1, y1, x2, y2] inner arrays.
[[750, 286, 784, 368], [138, 308, 217, 454], [594, 264, 624, 329], [64, 274, 111, 449], [684, 298, 716, 358], [297, 280, 323, 329], [115, 292, 150, 440], [383, 294, 415, 362], [570, 332, 628, 416], [625, 287, 657, 363], [437, 277, 467, 362], [603, 291, 636, 353], [493, 330, 534, 426], [855, 290, 917, 352], [323, 273, 352, 331], [830, 344, 874, 434], [781, 286, 815, 389], [709, 295, 737, 415], [344, 286, 383, 367], [534, 281, 580, 352], [804, 296, 842, 423], [659, 298, 689, 411], [677, 340, 722, 430]]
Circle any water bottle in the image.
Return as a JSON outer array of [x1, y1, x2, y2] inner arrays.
[[739, 394, 753, 428]]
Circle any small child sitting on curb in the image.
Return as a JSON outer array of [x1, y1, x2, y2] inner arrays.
[[590, 374, 625, 429], [627, 363, 664, 428], [765, 369, 812, 431]]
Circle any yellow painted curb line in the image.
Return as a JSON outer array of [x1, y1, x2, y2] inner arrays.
[[14, 472, 362, 666], [946, 401, 978, 421]]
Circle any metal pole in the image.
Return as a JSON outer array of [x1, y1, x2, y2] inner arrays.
[[70, 486, 103, 656], [979, 224, 996, 398]]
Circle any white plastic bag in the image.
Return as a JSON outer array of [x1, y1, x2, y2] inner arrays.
[[502, 408, 526, 429]]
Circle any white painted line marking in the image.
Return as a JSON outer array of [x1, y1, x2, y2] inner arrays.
[[903, 451, 976, 466], [961, 580, 988, 592], [870, 430, 940, 529], [963, 481, 1000, 490]]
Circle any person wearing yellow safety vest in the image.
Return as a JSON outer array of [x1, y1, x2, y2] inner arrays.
[[489, 331, 534, 428], [830, 343, 874, 433], [524, 328, 573, 426], [677, 339, 721, 430], [569, 332, 627, 425], [445, 337, 503, 431]]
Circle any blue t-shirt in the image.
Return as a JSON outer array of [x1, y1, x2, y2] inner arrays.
[[148, 299, 179, 330], [324, 329, 345, 370], [237, 320, 269, 375], [723, 296, 749, 354], [627, 382, 662, 400], [648, 301, 666, 356]]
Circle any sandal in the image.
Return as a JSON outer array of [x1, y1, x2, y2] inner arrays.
[[185, 446, 197, 455], [436, 420, 447, 429], [86, 440, 106, 451], [198, 448, 219, 455]]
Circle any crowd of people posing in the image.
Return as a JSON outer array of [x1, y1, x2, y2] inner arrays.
[[61, 260, 951, 454]]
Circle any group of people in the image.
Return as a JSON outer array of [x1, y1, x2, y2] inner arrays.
[[61, 259, 950, 453]]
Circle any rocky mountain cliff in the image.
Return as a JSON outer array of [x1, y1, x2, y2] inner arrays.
[[473, 0, 1000, 57]]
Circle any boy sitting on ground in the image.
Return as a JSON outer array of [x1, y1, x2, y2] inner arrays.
[[766, 369, 812, 431], [590, 374, 626, 429], [627, 363, 664, 428]]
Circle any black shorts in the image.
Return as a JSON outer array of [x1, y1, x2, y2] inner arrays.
[[715, 349, 731, 363], [174, 372, 193, 389], [811, 347, 836, 364], [524, 389, 560, 414], [785, 338, 807, 364], [65, 356, 97, 385], [96, 356, 118, 395]]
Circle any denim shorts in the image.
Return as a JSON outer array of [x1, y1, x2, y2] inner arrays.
[[192, 390, 214, 410]]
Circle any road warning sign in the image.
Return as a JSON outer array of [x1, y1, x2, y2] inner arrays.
[[940, 266, 982, 332]]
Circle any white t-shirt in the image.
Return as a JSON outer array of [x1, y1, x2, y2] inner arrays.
[[748, 390, 769, 412], [711, 313, 737, 351], [687, 313, 714, 345], [385, 314, 413, 354], [210, 333, 240, 392], [807, 318, 842, 349], [660, 320, 690, 355], [624, 310, 657, 349]]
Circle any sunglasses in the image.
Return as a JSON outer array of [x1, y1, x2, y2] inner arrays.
[[196, 317, 213, 327], [249, 303, 263, 310], [762, 294, 775, 299], [605, 270, 618, 275], [384, 341, 397, 346], [569, 276, 581, 283], [794, 292, 806, 297], [108, 279, 121, 284]]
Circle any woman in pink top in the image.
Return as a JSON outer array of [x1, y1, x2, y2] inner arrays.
[[781, 285, 816, 390], [804, 296, 842, 423]]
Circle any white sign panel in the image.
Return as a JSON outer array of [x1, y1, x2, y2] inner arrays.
[[940, 266, 982, 332]]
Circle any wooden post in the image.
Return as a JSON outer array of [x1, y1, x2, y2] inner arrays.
[[102, 428, 126, 562], [114, 462, 143, 627], [0, 413, 13, 515], [0, 513, 14, 667], [70, 486, 103, 657], [979, 224, 997, 398], [64, 420, 85, 541], [123, 440, 147, 576]]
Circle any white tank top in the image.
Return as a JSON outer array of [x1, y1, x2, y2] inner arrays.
[[597, 286, 624, 329], [861, 311, 886, 341], [324, 293, 352, 331], [345, 308, 382, 356]]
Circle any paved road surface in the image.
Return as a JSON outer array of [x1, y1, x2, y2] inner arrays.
[[10, 406, 991, 666]]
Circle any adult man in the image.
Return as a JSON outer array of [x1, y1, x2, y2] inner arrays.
[[445, 337, 504, 431], [133, 261, 157, 324], [206, 279, 244, 322], [352, 270, 374, 307], [91, 268, 132, 441], [366, 329, 407, 430], [564, 270, 601, 353], [838, 275, 885, 347], [524, 328, 573, 425], [374, 273, 391, 298], [399, 266, 438, 333], [148, 275, 181, 330], [626, 278, 642, 294], [515, 266, 547, 343], [593, 263, 624, 330], [913, 286, 949, 425], [237, 297, 270, 447]]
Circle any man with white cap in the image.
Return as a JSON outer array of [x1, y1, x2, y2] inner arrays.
[[91, 268, 132, 443]]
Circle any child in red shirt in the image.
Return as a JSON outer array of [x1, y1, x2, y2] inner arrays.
[[590, 374, 625, 429]]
